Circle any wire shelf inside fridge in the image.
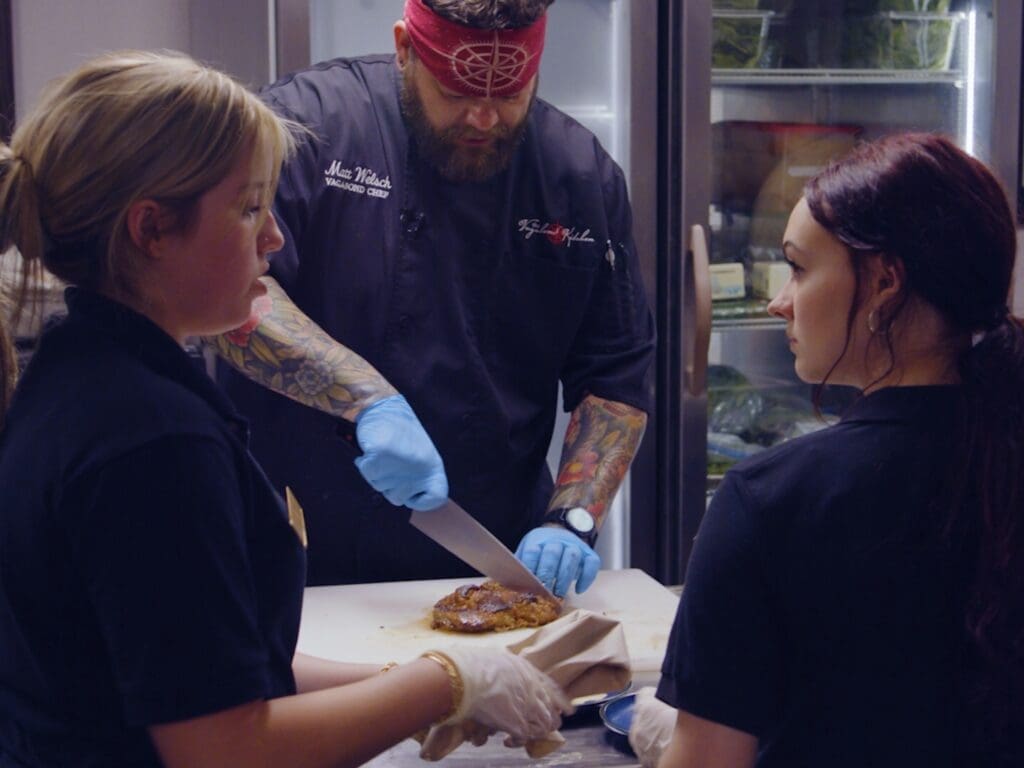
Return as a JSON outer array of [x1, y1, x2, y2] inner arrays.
[[712, 68, 964, 87]]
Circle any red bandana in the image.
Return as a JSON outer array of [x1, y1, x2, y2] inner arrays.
[[403, 0, 547, 98]]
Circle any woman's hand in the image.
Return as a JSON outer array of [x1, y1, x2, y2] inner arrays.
[[429, 647, 572, 740], [628, 687, 677, 767]]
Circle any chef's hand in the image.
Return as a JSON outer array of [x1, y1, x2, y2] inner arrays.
[[354, 395, 448, 511], [628, 687, 677, 768], [426, 647, 572, 741], [515, 526, 601, 597]]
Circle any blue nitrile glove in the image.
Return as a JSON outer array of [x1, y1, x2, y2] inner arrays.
[[515, 526, 601, 597], [353, 395, 448, 511]]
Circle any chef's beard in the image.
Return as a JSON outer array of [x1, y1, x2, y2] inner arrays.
[[400, 68, 533, 183]]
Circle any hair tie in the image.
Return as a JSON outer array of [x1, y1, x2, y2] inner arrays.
[[8, 152, 35, 183]]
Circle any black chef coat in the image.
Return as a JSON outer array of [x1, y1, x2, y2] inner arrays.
[[219, 54, 655, 585]]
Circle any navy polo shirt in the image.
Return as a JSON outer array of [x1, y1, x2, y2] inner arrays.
[[658, 386, 975, 767], [0, 289, 305, 766], [218, 54, 655, 585]]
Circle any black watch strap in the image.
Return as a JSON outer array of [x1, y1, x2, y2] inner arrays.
[[541, 506, 598, 547]]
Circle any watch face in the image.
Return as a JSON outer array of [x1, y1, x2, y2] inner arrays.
[[566, 506, 595, 533]]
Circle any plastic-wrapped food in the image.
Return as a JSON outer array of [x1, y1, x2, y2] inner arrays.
[[840, 1, 958, 70], [709, 365, 824, 444], [712, 11, 774, 69], [708, 365, 750, 410], [707, 432, 764, 476], [886, 13, 958, 70]]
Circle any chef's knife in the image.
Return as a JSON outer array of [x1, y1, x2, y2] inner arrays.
[[409, 500, 558, 602]]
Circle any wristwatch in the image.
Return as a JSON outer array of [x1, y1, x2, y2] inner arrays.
[[541, 506, 598, 547]]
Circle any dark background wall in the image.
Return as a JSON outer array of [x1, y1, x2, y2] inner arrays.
[[1, 0, 14, 141]]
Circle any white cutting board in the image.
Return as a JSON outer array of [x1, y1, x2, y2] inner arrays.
[[297, 568, 678, 684]]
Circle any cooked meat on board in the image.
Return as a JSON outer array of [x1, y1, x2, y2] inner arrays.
[[431, 580, 561, 633]]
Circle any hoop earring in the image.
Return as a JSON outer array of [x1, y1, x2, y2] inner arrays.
[[867, 308, 880, 335]]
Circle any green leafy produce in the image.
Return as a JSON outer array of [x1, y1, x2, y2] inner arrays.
[[840, 16, 890, 68], [888, 16, 956, 69], [708, 364, 750, 390], [712, 13, 771, 69], [708, 365, 751, 413]]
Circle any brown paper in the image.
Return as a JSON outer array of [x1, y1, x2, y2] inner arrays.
[[417, 609, 631, 761]]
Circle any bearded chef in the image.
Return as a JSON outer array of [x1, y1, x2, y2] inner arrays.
[[214, 0, 655, 594]]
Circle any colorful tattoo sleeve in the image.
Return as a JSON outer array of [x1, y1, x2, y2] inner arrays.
[[205, 277, 396, 422], [548, 394, 648, 529]]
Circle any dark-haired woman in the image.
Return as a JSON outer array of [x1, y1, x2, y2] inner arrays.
[[629, 132, 1023, 768]]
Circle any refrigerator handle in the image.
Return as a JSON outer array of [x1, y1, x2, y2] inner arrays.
[[685, 224, 712, 397]]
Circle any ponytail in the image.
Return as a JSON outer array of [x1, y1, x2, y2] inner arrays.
[[0, 143, 26, 426], [0, 288, 14, 428], [1, 141, 50, 427], [952, 314, 1024, 765]]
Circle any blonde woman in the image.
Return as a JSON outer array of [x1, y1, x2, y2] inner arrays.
[[0, 51, 568, 767]]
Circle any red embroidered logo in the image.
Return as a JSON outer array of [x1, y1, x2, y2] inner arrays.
[[517, 218, 596, 248], [546, 223, 568, 245]]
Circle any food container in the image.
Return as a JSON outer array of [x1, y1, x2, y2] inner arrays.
[[710, 263, 746, 300], [751, 261, 791, 300], [712, 10, 776, 69], [841, 10, 962, 70], [883, 11, 961, 70]]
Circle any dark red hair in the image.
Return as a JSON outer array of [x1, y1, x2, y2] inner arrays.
[[806, 133, 1023, 765]]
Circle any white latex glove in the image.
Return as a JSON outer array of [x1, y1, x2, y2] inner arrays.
[[628, 687, 677, 768], [431, 647, 572, 741]]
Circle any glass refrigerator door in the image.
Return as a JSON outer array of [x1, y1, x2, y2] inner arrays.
[[706, 0, 1001, 483]]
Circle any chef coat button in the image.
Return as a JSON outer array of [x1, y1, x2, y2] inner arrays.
[[398, 315, 411, 330], [461, 413, 472, 426]]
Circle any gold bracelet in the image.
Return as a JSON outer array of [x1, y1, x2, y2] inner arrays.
[[379, 661, 399, 674], [420, 651, 465, 723]]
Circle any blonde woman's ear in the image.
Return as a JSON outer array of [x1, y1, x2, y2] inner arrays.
[[124, 200, 164, 256]]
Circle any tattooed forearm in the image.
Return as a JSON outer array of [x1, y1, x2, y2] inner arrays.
[[205, 277, 397, 422], [548, 394, 647, 530]]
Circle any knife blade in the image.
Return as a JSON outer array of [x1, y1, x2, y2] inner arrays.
[[409, 500, 557, 601]]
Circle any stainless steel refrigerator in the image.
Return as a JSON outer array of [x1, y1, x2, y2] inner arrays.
[[272, 0, 1023, 584]]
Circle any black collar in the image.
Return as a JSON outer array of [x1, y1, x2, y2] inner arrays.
[[63, 287, 249, 439], [841, 385, 962, 426]]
